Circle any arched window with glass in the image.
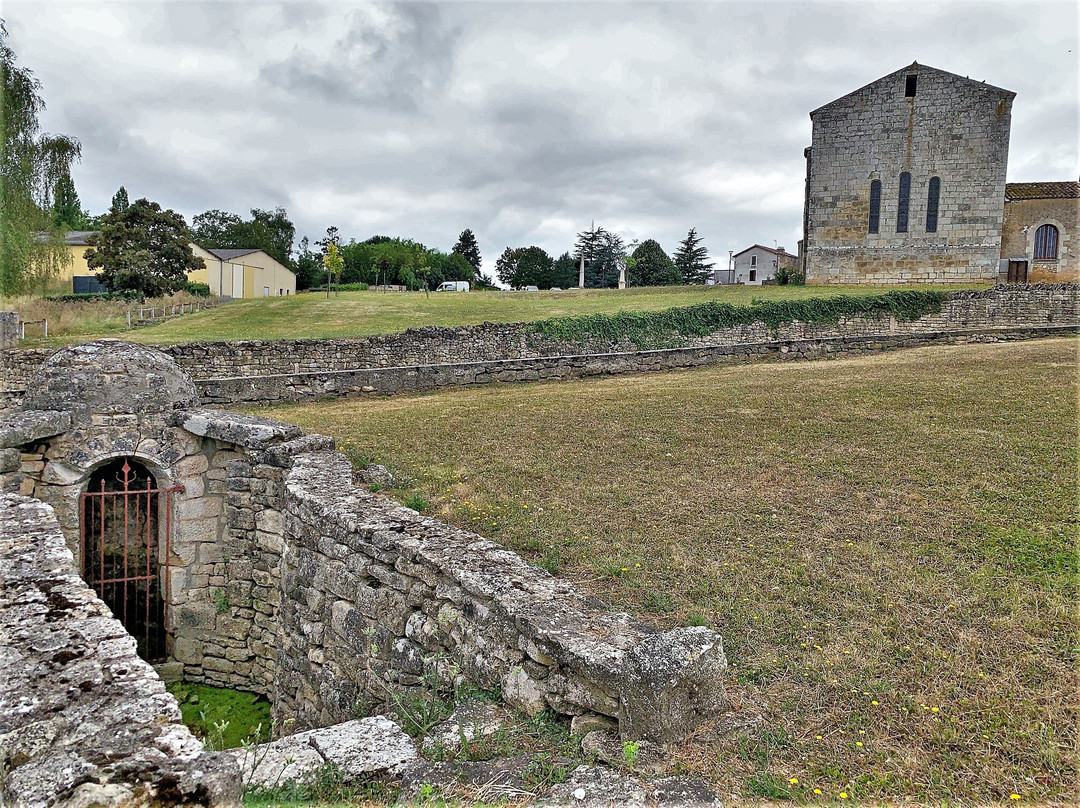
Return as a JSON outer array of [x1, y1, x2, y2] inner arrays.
[[1034, 224, 1059, 260], [896, 172, 911, 233], [925, 177, 941, 233], [867, 180, 882, 234]]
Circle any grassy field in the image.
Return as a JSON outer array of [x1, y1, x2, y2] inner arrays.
[[9, 282, 990, 346], [256, 337, 1078, 804]]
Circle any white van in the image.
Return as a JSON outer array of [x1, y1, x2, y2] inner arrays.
[[435, 281, 470, 292]]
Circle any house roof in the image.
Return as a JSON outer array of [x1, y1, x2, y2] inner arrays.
[[810, 62, 1014, 117], [733, 244, 797, 259], [64, 230, 98, 246], [207, 248, 261, 261], [1005, 181, 1080, 201]]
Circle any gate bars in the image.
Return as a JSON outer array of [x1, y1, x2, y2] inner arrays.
[[79, 460, 184, 662]]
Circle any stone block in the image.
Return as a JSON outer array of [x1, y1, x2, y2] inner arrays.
[[175, 453, 210, 476]]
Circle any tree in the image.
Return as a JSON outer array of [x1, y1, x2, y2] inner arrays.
[[294, 236, 322, 290], [495, 246, 553, 289], [84, 198, 205, 299], [322, 242, 343, 297], [630, 239, 680, 286], [452, 228, 482, 274], [551, 252, 578, 288], [111, 186, 130, 213], [673, 228, 714, 284], [0, 21, 82, 294], [191, 206, 296, 268], [50, 173, 85, 230], [573, 225, 625, 288]]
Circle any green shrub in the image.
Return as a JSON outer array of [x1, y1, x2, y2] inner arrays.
[[184, 281, 211, 297], [528, 290, 946, 350], [403, 492, 431, 512]]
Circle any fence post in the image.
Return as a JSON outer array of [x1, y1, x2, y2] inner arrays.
[[126, 310, 131, 328], [42, 320, 47, 338]]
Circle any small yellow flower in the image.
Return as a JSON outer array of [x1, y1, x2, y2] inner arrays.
[[859, 730, 865, 734], [932, 707, 939, 713], [1009, 795, 1020, 801], [814, 788, 822, 795], [840, 793, 848, 800], [815, 735, 823, 740], [789, 777, 798, 785], [856, 741, 863, 747], [871, 700, 879, 705]]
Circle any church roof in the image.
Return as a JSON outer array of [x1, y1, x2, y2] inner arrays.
[[810, 62, 1014, 117], [1005, 181, 1080, 201]]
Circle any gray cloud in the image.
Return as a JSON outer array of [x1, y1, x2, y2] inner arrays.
[[6, 0, 1077, 272]]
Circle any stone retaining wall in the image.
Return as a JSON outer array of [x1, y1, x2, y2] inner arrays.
[[276, 451, 728, 744], [2, 286, 1077, 410], [0, 494, 240, 807]]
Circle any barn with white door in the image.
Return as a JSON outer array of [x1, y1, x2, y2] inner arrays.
[[191, 246, 296, 299]]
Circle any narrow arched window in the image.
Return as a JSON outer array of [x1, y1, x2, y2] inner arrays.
[[925, 177, 940, 233], [868, 180, 882, 234], [896, 172, 911, 233], [1034, 224, 1059, 260]]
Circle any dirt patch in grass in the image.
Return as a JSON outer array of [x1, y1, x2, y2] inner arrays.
[[256, 337, 1078, 804]]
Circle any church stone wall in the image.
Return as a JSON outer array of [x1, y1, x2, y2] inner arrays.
[[804, 64, 1014, 284]]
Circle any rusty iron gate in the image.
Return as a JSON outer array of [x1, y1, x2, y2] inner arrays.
[[79, 459, 183, 662]]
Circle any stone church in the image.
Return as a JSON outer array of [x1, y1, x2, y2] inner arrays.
[[800, 62, 1015, 284]]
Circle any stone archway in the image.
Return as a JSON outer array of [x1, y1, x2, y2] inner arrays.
[[80, 456, 177, 662]]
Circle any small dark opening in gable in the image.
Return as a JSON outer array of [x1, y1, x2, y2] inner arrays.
[[905, 75, 918, 97]]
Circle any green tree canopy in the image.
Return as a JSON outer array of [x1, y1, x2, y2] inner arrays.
[[573, 225, 625, 288], [337, 235, 474, 290], [50, 173, 86, 230], [191, 206, 296, 268], [85, 198, 205, 299], [1, 21, 82, 294], [452, 228, 482, 274], [673, 227, 714, 284], [111, 185, 129, 213], [630, 239, 681, 286], [495, 246, 554, 289]]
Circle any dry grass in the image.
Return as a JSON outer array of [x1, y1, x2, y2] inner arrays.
[[1, 291, 210, 346], [256, 338, 1078, 804]]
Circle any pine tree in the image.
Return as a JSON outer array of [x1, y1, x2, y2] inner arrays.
[[673, 228, 714, 284], [51, 173, 83, 229], [452, 228, 482, 274], [111, 186, 129, 213]]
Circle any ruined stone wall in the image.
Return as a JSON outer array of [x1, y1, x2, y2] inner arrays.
[[0, 494, 240, 807], [1, 287, 1076, 410], [275, 451, 727, 744], [804, 64, 1014, 284]]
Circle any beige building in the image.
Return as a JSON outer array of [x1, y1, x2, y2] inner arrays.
[[61, 233, 296, 298], [189, 246, 296, 298], [999, 181, 1079, 282]]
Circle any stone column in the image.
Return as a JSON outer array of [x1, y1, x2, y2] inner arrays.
[[0, 312, 18, 348]]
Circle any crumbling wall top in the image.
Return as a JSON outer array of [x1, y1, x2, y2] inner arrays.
[[22, 339, 199, 417]]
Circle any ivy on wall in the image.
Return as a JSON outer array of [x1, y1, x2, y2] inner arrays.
[[528, 290, 947, 350]]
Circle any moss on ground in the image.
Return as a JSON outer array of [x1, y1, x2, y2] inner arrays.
[[168, 682, 271, 750]]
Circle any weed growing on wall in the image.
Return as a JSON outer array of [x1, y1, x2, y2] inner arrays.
[[527, 290, 947, 349]]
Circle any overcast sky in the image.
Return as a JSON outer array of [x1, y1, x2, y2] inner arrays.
[[7, 0, 1078, 271]]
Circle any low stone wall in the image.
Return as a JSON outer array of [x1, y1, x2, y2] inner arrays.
[[276, 451, 728, 744], [0, 494, 240, 807], [2, 285, 1077, 410], [194, 324, 1077, 407]]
